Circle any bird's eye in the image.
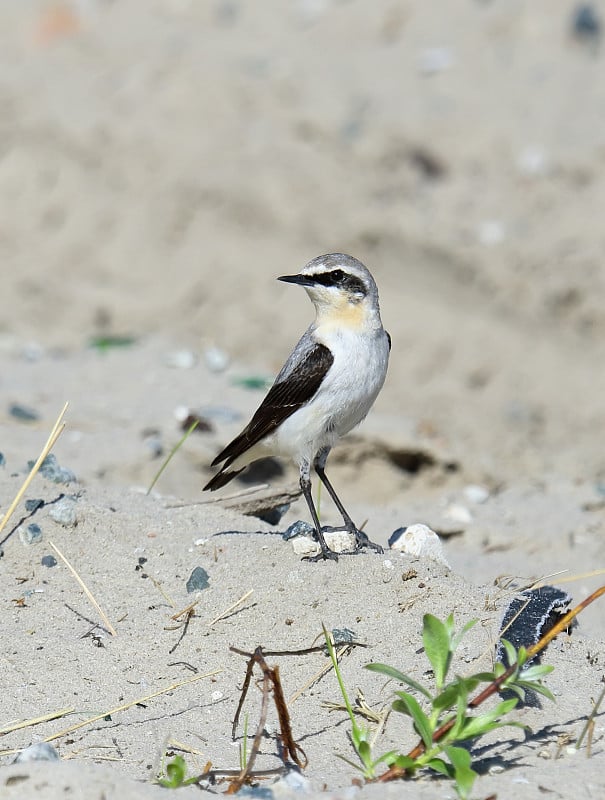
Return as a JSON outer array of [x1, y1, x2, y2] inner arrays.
[[330, 269, 345, 284]]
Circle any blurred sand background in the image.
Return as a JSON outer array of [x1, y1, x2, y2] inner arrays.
[[1, 1, 605, 798]]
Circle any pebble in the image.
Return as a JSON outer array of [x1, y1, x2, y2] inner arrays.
[[31, 454, 77, 484], [19, 523, 43, 545], [330, 627, 358, 645], [0, 451, 5, 467], [41, 554, 58, 567], [282, 520, 315, 540], [444, 504, 473, 524], [186, 566, 210, 593], [25, 498, 44, 513], [477, 220, 505, 246], [517, 146, 550, 178], [142, 430, 164, 459], [272, 771, 313, 796], [204, 346, 230, 373], [13, 742, 60, 763], [417, 46, 454, 75], [165, 349, 197, 369], [572, 4, 601, 41], [291, 529, 356, 556], [49, 497, 79, 527], [9, 403, 40, 422], [388, 524, 449, 567], [463, 484, 490, 505]]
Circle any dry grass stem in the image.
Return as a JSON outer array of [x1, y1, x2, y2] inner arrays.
[[208, 589, 253, 627], [0, 707, 74, 736], [0, 402, 68, 537], [44, 670, 221, 745], [288, 645, 351, 707], [49, 540, 118, 636], [170, 599, 200, 622]]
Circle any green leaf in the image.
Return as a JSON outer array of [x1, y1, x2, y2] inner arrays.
[[444, 745, 477, 799], [158, 755, 189, 788], [451, 618, 478, 652], [432, 683, 461, 712], [423, 614, 452, 689], [498, 639, 519, 670], [365, 662, 432, 699], [391, 754, 418, 772], [516, 680, 555, 702], [520, 664, 554, 681], [426, 757, 452, 777], [459, 698, 518, 740], [392, 692, 434, 749]]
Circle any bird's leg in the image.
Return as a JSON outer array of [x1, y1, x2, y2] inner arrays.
[[299, 459, 338, 561], [314, 448, 383, 554]]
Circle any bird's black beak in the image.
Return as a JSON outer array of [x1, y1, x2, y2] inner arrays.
[[277, 273, 316, 287]]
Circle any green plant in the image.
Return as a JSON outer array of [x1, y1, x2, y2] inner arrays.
[[323, 624, 396, 780], [327, 614, 555, 799], [156, 754, 198, 788]]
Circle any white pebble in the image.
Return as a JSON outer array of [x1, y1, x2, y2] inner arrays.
[[165, 350, 197, 369], [291, 530, 356, 556], [389, 524, 449, 567], [418, 47, 454, 75], [444, 504, 473, 524], [463, 484, 490, 504], [204, 346, 230, 373], [477, 220, 505, 246]]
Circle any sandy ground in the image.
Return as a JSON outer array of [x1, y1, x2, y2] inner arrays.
[[1, 1, 605, 798]]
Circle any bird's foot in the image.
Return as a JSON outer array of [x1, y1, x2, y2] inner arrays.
[[353, 528, 384, 554], [319, 524, 383, 554], [303, 547, 339, 563]]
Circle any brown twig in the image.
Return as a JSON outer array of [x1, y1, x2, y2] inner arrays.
[[229, 646, 307, 792]]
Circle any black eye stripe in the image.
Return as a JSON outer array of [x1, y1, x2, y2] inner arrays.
[[311, 270, 367, 295]]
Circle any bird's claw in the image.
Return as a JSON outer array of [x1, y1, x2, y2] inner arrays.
[[319, 524, 383, 554]]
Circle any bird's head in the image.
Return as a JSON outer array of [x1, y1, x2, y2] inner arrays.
[[278, 253, 381, 328]]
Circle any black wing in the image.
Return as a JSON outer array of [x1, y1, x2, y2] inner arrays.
[[211, 342, 334, 471]]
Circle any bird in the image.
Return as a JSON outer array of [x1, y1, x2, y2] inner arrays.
[[203, 253, 391, 560]]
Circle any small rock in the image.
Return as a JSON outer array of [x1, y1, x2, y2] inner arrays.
[[272, 770, 313, 796], [517, 146, 550, 178], [204, 346, 230, 373], [142, 430, 164, 459], [290, 529, 356, 556], [48, 497, 79, 527], [9, 403, 40, 422], [186, 566, 210, 593], [238, 786, 274, 799], [0, 451, 5, 467], [463, 485, 490, 505], [477, 220, 505, 246], [199, 406, 241, 424], [331, 627, 358, 645], [388, 524, 449, 567], [282, 520, 315, 540], [41, 554, 58, 567], [444, 504, 473, 524], [30, 454, 77, 484], [417, 46, 454, 75], [165, 349, 197, 369], [19, 523, 43, 545], [25, 498, 44, 513], [13, 742, 60, 763], [572, 4, 601, 41]]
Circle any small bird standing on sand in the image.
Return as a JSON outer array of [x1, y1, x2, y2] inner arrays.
[[204, 253, 391, 560]]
